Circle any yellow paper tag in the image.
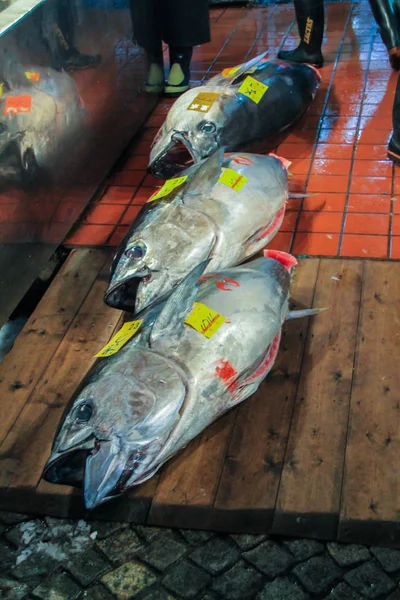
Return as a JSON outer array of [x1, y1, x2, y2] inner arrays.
[[187, 92, 220, 113], [185, 302, 225, 339], [221, 66, 257, 77], [221, 67, 240, 77], [25, 71, 41, 82], [218, 167, 248, 192], [95, 320, 143, 358], [238, 76, 268, 104], [0, 83, 3, 98], [148, 176, 188, 202]]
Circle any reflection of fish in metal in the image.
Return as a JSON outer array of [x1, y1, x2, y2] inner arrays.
[[148, 52, 321, 179], [43, 251, 326, 509], [105, 149, 291, 313], [0, 52, 85, 183]]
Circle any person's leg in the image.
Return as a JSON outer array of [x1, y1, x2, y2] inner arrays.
[[163, 0, 210, 96], [130, 0, 164, 93], [388, 74, 400, 163], [42, 0, 101, 72], [368, 0, 400, 70], [277, 0, 324, 67]]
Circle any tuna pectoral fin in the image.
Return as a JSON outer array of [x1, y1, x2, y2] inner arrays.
[[184, 148, 225, 201], [288, 192, 320, 199], [150, 259, 211, 345], [287, 307, 329, 320], [84, 440, 127, 509], [227, 51, 268, 85]]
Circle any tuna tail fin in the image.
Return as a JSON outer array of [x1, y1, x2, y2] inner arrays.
[[286, 307, 329, 320], [224, 51, 269, 85], [150, 260, 211, 344], [183, 148, 225, 200]]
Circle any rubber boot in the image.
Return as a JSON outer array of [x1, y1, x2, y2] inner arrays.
[[47, 23, 101, 72], [164, 46, 193, 96], [388, 75, 400, 164], [277, 0, 324, 67], [368, 0, 400, 70], [144, 47, 164, 94]]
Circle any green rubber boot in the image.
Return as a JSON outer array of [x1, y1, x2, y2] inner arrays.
[[145, 62, 164, 93]]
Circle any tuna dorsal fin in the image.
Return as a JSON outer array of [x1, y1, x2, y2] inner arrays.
[[2, 50, 32, 90], [150, 260, 211, 344], [183, 148, 225, 200], [225, 51, 268, 85], [287, 307, 329, 320]]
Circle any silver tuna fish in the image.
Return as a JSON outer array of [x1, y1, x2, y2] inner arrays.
[[148, 52, 321, 178], [43, 250, 325, 509], [0, 51, 85, 182], [105, 149, 291, 313]]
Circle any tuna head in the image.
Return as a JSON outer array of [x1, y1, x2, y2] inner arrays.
[[148, 86, 240, 179], [105, 203, 216, 313], [43, 349, 187, 509], [0, 52, 34, 156], [105, 151, 225, 313]]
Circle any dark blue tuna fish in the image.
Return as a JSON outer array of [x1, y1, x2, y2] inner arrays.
[[148, 52, 321, 179]]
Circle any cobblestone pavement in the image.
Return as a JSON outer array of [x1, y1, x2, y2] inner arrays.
[[1, 512, 400, 600]]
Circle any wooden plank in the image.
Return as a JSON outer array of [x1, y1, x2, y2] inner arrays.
[[0, 243, 55, 329], [31, 479, 159, 524], [0, 267, 120, 491], [148, 412, 237, 530], [272, 259, 363, 540], [338, 261, 400, 547], [0, 249, 109, 444], [0, 251, 158, 522], [211, 259, 320, 534]]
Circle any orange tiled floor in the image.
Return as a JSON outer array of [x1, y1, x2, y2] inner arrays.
[[66, 0, 400, 259]]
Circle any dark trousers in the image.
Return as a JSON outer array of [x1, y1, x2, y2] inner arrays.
[[130, 0, 211, 52], [41, 0, 76, 57], [393, 74, 400, 141], [368, 0, 400, 50]]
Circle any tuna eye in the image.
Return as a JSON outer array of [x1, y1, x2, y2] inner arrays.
[[126, 244, 145, 259], [74, 403, 92, 423], [200, 121, 216, 134]]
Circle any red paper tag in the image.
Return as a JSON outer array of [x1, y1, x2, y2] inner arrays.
[[4, 95, 32, 116]]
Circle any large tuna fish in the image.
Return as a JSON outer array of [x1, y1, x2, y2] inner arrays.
[[105, 149, 290, 313], [0, 51, 85, 183], [148, 52, 320, 179], [43, 251, 325, 509]]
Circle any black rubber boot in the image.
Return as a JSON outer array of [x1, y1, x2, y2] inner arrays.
[[388, 75, 400, 164], [278, 0, 324, 67], [368, 0, 400, 70], [49, 24, 101, 72], [61, 48, 102, 72], [164, 46, 193, 96]]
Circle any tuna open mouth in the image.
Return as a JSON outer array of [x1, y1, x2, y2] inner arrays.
[[43, 449, 89, 487], [149, 138, 195, 179], [104, 276, 141, 312]]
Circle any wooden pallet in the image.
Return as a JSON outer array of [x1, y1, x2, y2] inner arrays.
[[1, 249, 400, 547]]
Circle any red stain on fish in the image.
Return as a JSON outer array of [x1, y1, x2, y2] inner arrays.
[[216, 359, 238, 388], [241, 330, 282, 387], [257, 205, 285, 241], [231, 155, 255, 166], [199, 273, 241, 291], [216, 277, 240, 291]]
